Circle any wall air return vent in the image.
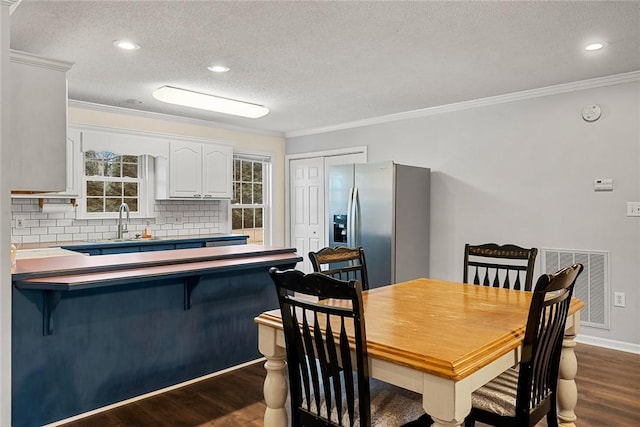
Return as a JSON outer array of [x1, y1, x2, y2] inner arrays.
[[541, 248, 609, 329]]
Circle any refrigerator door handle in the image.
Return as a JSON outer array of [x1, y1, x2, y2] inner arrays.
[[347, 187, 354, 246], [352, 187, 360, 247]]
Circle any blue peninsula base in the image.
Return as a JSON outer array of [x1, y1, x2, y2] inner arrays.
[[12, 250, 298, 427]]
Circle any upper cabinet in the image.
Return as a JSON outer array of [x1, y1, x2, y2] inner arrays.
[[157, 140, 233, 200], [8, 50, 73, 192], [62, 127, 82, 197]]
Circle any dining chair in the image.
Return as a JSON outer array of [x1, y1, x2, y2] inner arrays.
[[309, 246, 369, 290], [463, 243, 538, 291], [268, 267, 428, 427], [464, 263, 584, 427]]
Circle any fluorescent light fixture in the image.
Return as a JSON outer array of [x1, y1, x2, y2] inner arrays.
[[208, 65, 230, 73], [113, 40, 140, 50], [585, 42, 604, 51], [152, 86, 269, 118]]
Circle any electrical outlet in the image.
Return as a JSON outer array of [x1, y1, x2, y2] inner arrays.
[[627, 202, 640, 217], [614, 292, 626, 308], [15, 215, 27, 229]]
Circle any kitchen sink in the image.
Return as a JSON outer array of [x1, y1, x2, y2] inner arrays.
[[87, 236, 163, 244]]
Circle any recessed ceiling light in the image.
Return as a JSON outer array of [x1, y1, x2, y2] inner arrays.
[[208, 65, 230, 73], [585, 43, 604, 51], [152, 86, 269, 118], [113, 40, 140, 50]]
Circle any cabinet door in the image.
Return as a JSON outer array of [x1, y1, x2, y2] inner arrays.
[[64, 128, 82, 196], [9, 51, 71, 191], [169, 141, 202, 198], [202, 143, 232, 198]]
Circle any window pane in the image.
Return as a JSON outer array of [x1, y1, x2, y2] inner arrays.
[[86, 181, 104, 196], [234, 159, 241, 181], [254, 208, 263, 244], [122, 163, 138, 178], [232, 208, 243, 229], [232, 183, 240, 204], [123, 182, 138, 197], [255, 208, 263, 227], [124, 198, 138, 211], [105, 198, 121, 212], [106, 182, 122, 197], [243, 208, 254, 229], [242, 160, 252, 182], [86, 198, 104, 213], [85, 161, 102, 176], [253, 162, 263, 183], [122, 155, 138, 163], [253, 183, 263, 204], [105, 160, 121, 177], [241, 182, 252, 204]]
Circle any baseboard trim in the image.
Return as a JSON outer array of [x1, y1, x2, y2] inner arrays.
[[42, 358, 266, 427], [576, 334, 640, 354]]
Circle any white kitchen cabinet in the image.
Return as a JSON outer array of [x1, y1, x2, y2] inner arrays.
[[159, 139, 232, 199], [169, 141, 202, 198], [58, 127, 82, 196], [10, 127, 82, 201], [201, 143, 233, 198], [8, 50, 73, 192]]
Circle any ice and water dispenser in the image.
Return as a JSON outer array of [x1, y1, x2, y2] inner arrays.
[[332, 215, 348, 244]]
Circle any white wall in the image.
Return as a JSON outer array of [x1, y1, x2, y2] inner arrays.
[[68, 104, 287, 246], [287, 80, 640, 347]]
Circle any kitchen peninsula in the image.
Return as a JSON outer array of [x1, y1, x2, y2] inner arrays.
[[11, 244, 301, 427]]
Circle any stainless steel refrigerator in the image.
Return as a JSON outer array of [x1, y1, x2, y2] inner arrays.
[[328, 161, 430, 288]]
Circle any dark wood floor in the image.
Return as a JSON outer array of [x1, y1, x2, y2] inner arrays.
[[59, 344, 639, 427]]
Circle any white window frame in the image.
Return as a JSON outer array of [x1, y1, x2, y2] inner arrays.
[[231, 151, 272, 245], [77, 152, 153, 220]]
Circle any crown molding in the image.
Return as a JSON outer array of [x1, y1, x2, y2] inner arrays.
[[68, 100, 285, 138], [285, 70, 640, 139], [10, 49, 73, 72]]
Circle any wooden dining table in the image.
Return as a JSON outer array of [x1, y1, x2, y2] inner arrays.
[[255, 278, 585, 427]]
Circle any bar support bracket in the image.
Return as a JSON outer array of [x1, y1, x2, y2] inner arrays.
[[184, 276, 201, 310], [42, 290, 62, 336]]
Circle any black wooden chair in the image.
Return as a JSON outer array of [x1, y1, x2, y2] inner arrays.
[[464, 263, 584, 427], [463, 243, 538, 291], [309, 246, 369, 290], [268, 267, 428, 427]]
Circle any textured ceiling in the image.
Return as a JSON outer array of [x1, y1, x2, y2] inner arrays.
[[9, 1, 640, 135]]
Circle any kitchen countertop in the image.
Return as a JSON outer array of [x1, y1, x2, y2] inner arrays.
[[15, 247, 86, 259], [12, 244, 294, 283]]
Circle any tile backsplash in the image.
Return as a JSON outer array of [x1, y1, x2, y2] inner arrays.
[[11, 198, 228, 245]]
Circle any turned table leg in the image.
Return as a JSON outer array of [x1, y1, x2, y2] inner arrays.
[[430, 416, 463, 427], [557, 331, 579, 426], [258, 323, 288, 427], [263, 354, 288, 427]]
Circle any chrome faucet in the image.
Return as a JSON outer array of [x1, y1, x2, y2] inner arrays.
[[117, 202, 130, 239]]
